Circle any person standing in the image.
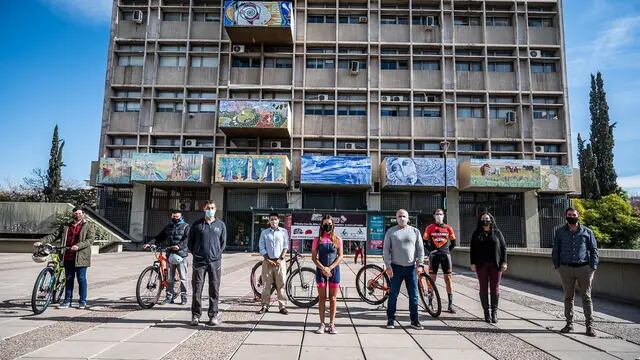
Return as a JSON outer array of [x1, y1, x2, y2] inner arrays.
[[552, 208, 599, 337], [311, 215, 344, 334], [383, 209, 425, 330], [256, 212, 289, 315], [470, 212, 507, 323], [34, 206, 95, 309], [188, 201, 226, 326], [144, 210, 190, 305], [354, 242, 364, 265], [423, 208, 457, 313]]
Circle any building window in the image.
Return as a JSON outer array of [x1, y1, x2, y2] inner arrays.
[[490, 107, 516, 120], [381, 16, 409, 25], [493, 155, 519, 159], [381, 106, 410, 117], [191, 56, 218, 68], [486, 16, 512, 26], [189, 91, 216, 99], [157, 91, 183, 98], [337, 93, 367, 101], [307, 47, 335, 54], [414, 106, 441, 118], [415, 141, 441, 151], [118, 44, 144, 52], [487, 49, 513, 57], [338, 59, 367, 69], [163, 12, 188, 21], [455, 62, 482, 72], [305, 105, 334, 115], [306, 58, 335, 69], [456, 48, 483, 56], [339, 15, 366, 24], [533, 108, 559, 120], [111, 148, 135, 158], [156, 102, 183, 113], [307, 15, 336, 23], [121, 10, 144, 21], [337, 105, 366, 116], [191, 45, 218, 52], [412, 16, 440, 26], [264, 58, 293, 68], [188, 103, 216, 113], [193, 12, 220, 22], [381, 141, 410, 150], [232, 57, 261, 68], [541, 50, 557, 57], [528, 17, 553, 27], [489, 96, 515, 103], [454, 16, 481, 26], [457, 107, 483, 118], [488, 62, 514, 72], [159, 45, 186, 52], [159, 55, 186, 67], [538, 144, 561, 152], [304, 140, 334, 148], [531, 62, 556, 73], [458, 143, 485, 151], [381, 60, 409, 70], [457, 95, 483, 103], [339, 47, 367, 54], [118, 55, 144, 66], [491, 143, 518, 152], [111, 137, 137, 146], [537, 156, 561, 165], [114, 101, 140, 112], [380, 48, 408, 55], [114, 90, 141, 98], [533, 96, 559, 104], [413, 60, 440, 70]]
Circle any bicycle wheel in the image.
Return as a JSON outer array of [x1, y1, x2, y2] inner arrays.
[[136, 266, 162, 309], [285, 267, 318, 308], [31, 267, 54, 315], [355, 264, 390, 305], [419, 272, 441, 318], [53, 267, 66, 304]]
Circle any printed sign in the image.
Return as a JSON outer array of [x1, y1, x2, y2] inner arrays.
[[367, 215, 385, 255], [291, 213, 367, 243]]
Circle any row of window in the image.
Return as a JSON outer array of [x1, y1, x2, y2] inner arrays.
[[307, 14, 553, 27]]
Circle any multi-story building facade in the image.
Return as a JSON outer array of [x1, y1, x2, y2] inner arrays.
[[93, 0, 578, 252]]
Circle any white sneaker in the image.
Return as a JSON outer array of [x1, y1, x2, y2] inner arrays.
[[315, 324, 325, 334], [327, 324, 338, 334]]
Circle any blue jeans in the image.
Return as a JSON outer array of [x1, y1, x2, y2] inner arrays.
[[386, 263, 419, 322], [63, 261, 87, 304]]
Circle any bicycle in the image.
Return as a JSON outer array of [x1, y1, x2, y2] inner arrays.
[[31, 244, 68, 314], [355, 262, 441, 318], [135, 245, 169, 309]]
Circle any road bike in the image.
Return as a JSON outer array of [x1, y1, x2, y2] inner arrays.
[[135, 245, 169, 309], [31, 244, 68, 314]]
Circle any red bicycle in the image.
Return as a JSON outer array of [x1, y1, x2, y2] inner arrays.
[[135, 245, 169, 309]]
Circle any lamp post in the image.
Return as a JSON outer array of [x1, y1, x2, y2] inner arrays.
[[440, 140, 450, 212]]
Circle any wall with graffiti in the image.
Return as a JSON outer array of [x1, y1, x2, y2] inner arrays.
[[381, 157, 457, 188], [224, 1, 292, 27], [131, 153, 204, 182], [215, 154, 289, 185], [301, 156, 371, 186], [540, 165, 574, 192], [462, 159, 542, 189], [97, 158, 131, 185], [218, 100, 290, 129]]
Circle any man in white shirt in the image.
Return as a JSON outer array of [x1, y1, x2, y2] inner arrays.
[[256, 212, 289, 315]]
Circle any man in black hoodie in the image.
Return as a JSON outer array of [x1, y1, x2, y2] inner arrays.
[[188, 200, 226, 326]]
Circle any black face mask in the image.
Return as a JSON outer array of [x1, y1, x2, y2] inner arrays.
[[481, 220, 491, 227], [322, 224, 333, 232], [171, 218, 181, 224], [566, 217, 578, 225]]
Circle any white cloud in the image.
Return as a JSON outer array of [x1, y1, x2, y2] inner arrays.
[[41, 0, 113, 23], [619, 175, 640, 195]]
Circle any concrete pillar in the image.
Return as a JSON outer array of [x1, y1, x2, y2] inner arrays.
[[210, 184, 225, 217], [524, 190, 541, 248], [129, 183, 146, 243], [368, 193, 381, 211], [446, 189, 461, 238], [288, 190, 302, 209]]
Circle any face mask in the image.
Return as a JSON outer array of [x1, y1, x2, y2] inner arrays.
[[481, 220, 491, 227], [270, 220, 279, 227], [397, 217, 408, 226], [566, 217, 578, 225], [171, 218, 180, 224], [434, 215, 444, 224], [205, 209, 215, 218], [322, 224, 333, 232]]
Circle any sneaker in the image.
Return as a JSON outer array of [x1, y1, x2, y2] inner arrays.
[[448, 305, 456, 314], [386, 319, 395, 329], [163, 297, 173, 305], [279, 308, 289, 315], [78, 302, 87, 310], [180, 295, 188, 305], [560, 324, 573, 333], [208, 314, 220, 326], [315, 324, 326, 334], [411, 321, 424, 330], [256, 306, 269, 314], [586, 327, 596, 337], [58, 302, 70, 309], [327, 324, 338, 334], [191, 315, 200, 326]]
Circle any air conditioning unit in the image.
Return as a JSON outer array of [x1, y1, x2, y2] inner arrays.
[[184, 139, 197, 147], [426, 95, 437, 102], [133, 10, 144, 24], [350, 60, 360, 75], [270, 141, 282, 149], [392, 96, 403, 102], [381, 96, 391, 101], [535, 145, 545, 153], [530, 50, 541, 58], [318, 94, 330, 101], [232, 45, 246, 53], [505, 111, 517, 125], [345, 142, 356, 149], [358, 16, 368, 23]]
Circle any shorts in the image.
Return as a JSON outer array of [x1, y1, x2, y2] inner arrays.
[[315, 266, 341, 289], [429, 252, 452, 274]]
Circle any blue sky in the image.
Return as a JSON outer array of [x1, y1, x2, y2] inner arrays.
[[0, 0, 639, 193]]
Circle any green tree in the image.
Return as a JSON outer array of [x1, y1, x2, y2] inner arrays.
[[44, 125, 65, 202], [589, 72, 618, 196], [574, 194, 640, 249], [578, 136, 600, 200]]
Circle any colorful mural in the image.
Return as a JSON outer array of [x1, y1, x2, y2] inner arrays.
[[224, 1, 292, 27], [218, 100, 290, 129], [301, 156, 371, 186], [215, 154, 289, 185], [465, 159, 542, 188], [382, 157, 457, 188], [131, 153, 203, 182], [541, 165, 574, 192], [97, 158, 131, 185]]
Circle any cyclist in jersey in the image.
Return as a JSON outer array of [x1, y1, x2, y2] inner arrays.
[[423, 208, 457, 313]]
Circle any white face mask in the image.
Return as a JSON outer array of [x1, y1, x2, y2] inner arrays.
[[434, 214, 444, 224]]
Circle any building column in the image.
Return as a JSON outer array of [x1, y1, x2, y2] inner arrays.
[[129, 183, 146, 243], [368, 192, 381, 211], [288, 190, 302, 209], [446, 189, 461, 238], [210, 184, 225, 216], [524, 190, 541, 248]]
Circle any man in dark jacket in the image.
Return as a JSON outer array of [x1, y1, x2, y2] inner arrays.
[[144, 210, 190, 305], [188, 200, 226, 326], [34, 206, 95, 309]]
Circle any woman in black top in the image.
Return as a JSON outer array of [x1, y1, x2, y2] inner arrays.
[[470, 212, 507, 323]]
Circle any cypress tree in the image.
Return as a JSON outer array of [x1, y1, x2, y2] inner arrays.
[[45, 125, 65, 202], [589, 72, 618, 195], [582, 143, 600, 200]]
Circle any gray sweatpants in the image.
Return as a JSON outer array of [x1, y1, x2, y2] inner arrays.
[[557, 265, 595, 326]]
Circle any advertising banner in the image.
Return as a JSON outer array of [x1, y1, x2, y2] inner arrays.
[[291, 213, 367, 245], [367, 215, 385, 255]]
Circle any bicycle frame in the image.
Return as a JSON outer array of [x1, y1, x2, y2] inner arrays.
[[151, 247, 169, 290], [367, 265, 432, 295]]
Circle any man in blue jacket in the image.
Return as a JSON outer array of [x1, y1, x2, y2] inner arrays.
[[552, 207, 599, 337], [188, 200, 226, 326]]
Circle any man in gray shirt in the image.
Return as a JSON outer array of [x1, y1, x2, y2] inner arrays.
[[383, 209, 425, 330]]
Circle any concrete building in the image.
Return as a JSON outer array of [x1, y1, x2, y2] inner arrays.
[[93, 0, 578, 252]]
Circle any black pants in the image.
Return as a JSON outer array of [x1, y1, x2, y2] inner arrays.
[[191, 260, 221, 319]]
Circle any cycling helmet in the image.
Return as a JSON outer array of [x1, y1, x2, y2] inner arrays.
[[168, 253, 184, 265], [32, 244, 52, 263]]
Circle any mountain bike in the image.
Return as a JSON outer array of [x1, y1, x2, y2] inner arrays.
[[355, 262, 441, 317], [31, 244, 68, 314], [136, 245, 169, 309]]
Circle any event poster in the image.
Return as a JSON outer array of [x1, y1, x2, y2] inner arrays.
[[291, 213, 367, 247], [367, 215, 385, 255]]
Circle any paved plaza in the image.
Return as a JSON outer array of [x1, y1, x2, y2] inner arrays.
[[0, 252, 638, 360]]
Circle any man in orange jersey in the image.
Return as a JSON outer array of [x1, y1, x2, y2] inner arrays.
[[423, 208, 457, 313]]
